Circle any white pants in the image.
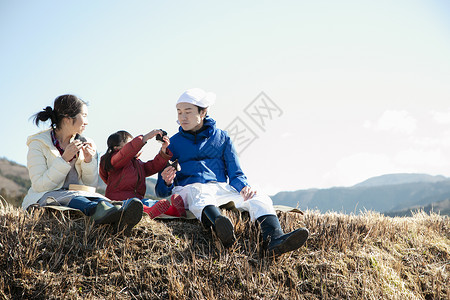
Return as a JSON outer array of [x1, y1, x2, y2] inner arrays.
[[172, 182, 277, 221]]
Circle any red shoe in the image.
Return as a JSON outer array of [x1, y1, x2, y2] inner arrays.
[[164, 194, 187, 217], [143, 199, 170, 219]]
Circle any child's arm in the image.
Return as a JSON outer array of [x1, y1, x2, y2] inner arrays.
[[142, 129, 163, 143], [110, 136, 145, 169]]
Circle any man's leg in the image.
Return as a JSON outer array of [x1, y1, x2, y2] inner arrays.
[[257, 214, 309, 256], [174, 183, 236, 247], [201, 205, 236, 247], [216, 184, 309, 256]]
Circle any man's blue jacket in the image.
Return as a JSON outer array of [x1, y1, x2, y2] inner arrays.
[[155, 117, 248, 197]]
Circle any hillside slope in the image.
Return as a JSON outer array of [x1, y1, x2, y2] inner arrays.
[[0, 158, 30, 195], [0, 205, 448, 299], [0, 158, 31, 207]]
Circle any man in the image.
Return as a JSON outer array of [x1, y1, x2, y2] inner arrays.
[[156, 88, 309, 256]]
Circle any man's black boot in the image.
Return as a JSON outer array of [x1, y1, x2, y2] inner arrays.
[[257, 214, 309, 256], [201, 205, 236, 248]]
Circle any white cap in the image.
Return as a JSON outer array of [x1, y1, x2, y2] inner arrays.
[[176, 88, 216, 108]]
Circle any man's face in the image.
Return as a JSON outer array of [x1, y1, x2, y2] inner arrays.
[[176, 102, 206, 132]]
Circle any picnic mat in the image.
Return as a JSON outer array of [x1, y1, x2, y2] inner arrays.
[[37, 202, 303, 220]]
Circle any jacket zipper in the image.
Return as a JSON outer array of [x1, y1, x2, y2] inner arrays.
[[132, 159, 140, 197]]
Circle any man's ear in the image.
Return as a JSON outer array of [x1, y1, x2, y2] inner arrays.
[[201, 108, 208, 118]]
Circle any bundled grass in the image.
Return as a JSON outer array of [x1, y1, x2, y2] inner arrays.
[[0, 202, 448, 299]]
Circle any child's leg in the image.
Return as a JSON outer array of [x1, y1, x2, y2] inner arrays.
[[143, 199, 170, 219], [163, 194, 186, 217]]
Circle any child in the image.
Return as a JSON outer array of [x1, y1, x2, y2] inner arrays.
[[100, 130, 186, 218]]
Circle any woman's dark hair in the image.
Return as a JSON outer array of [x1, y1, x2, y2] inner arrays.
[[100, 130, 133, 173], [32, 94, 87, 129]]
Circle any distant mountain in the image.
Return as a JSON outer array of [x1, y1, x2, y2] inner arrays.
[[145, 177, 158, 198], [271, 173, 450, 215], [384, 198, 450, 217], [354, 173, 447, 187]]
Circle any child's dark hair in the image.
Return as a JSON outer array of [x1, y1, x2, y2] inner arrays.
[[100, 130, 133, 173], [32, 94, 87, 130]]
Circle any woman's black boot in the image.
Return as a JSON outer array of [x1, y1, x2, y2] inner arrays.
[[118, 198, 143, 235], [91, 201, 121, 225], [201, 205, 236, 248], [257, 214, 309, 256]]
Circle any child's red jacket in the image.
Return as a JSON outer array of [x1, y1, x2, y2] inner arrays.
[[100, 135, 172, 201]]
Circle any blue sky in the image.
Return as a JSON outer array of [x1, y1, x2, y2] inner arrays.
[[1, 0, 450, 194]]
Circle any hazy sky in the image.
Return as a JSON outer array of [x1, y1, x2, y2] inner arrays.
[[1, 0, 450, 195]]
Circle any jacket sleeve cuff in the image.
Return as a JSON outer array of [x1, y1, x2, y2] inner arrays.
[[136, 135, 146, 145], [159, 148, 172, 161], [230, 180, 247, 193], [156, 183, 173, 197]]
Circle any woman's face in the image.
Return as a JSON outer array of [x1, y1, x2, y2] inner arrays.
[[176, 102, 206, 132], [66, 104, 89, 135]]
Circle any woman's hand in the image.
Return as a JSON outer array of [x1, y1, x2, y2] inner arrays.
[[240, 186, 257, 201], [81, 142, 96, 163], [62, 140, 84, 162], [143, 129, 163, 143], [161, 135, 170, 153], [161, 166, 176, 186]]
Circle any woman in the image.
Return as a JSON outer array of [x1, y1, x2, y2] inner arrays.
[[23, 94, 143, 232]]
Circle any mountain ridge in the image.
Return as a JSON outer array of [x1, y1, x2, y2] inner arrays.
[[353, 173, 447, 188], [271, 174, 450, 215]]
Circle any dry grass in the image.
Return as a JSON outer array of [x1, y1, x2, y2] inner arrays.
[[0, 202, 448, 299]]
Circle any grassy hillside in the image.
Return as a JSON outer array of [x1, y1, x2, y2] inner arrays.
[[0, 203, 448, 299]]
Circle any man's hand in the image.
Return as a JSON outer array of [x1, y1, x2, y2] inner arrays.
[[240, 186, 257, 201], [161, 166, 176, 186]]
